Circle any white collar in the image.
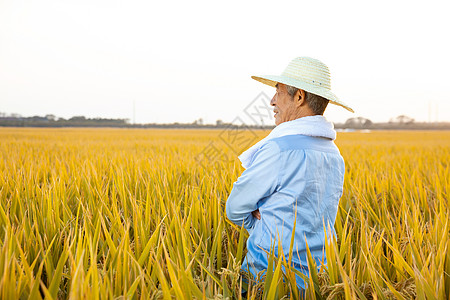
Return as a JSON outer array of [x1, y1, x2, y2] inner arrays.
[[238, 115, 336, 169]]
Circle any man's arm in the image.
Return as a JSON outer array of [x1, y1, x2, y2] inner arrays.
[[225, 141, 281, 230]]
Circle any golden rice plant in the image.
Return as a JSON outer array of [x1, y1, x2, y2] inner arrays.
[[0, 128, 448, 299]]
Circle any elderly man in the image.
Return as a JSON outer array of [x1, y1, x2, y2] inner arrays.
[[225, 57, 353, 291]]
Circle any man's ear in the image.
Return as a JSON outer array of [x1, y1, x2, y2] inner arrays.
[[295, 89, 306, 107]]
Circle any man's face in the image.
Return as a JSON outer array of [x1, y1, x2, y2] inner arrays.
[[270, 83, 299, 126]]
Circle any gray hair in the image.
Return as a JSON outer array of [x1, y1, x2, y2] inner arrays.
[[286, 85, 329, 115]]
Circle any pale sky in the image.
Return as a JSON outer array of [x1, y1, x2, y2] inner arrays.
[[1, 0, 449, 125]]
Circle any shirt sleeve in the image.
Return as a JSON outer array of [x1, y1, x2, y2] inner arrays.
[[225, 141, 281, 230]]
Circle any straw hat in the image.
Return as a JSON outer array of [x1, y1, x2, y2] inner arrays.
[[252, 57, 354, 113]]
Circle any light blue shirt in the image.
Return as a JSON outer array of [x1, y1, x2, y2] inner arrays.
[[226, 134, 345, 289]]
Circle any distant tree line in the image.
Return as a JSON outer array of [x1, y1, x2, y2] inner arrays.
[[0, 113, 129, 127], [335, 115, 450, 130], [1, 113, 449, 130]]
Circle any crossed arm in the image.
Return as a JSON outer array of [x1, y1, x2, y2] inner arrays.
[[225, 141, 280, 230]]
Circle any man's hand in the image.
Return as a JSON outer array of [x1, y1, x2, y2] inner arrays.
[[252, 209, 261, 220]]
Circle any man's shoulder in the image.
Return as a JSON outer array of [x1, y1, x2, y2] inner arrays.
[[269, 134, 341, 154]]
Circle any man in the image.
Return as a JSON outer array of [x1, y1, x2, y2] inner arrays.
[[225, 57, 353, 291]]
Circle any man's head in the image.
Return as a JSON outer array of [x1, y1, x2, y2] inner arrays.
[[252, 57, 354, 116], [271, 83, 329, 126]]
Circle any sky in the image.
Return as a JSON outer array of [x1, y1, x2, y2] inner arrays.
[[1, 0, 449, 125]]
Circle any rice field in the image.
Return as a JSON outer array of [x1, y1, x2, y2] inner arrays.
[[0, 128, 449, 299]]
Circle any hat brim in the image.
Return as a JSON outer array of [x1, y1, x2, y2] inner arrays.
[[251, 75, 354, 113]]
